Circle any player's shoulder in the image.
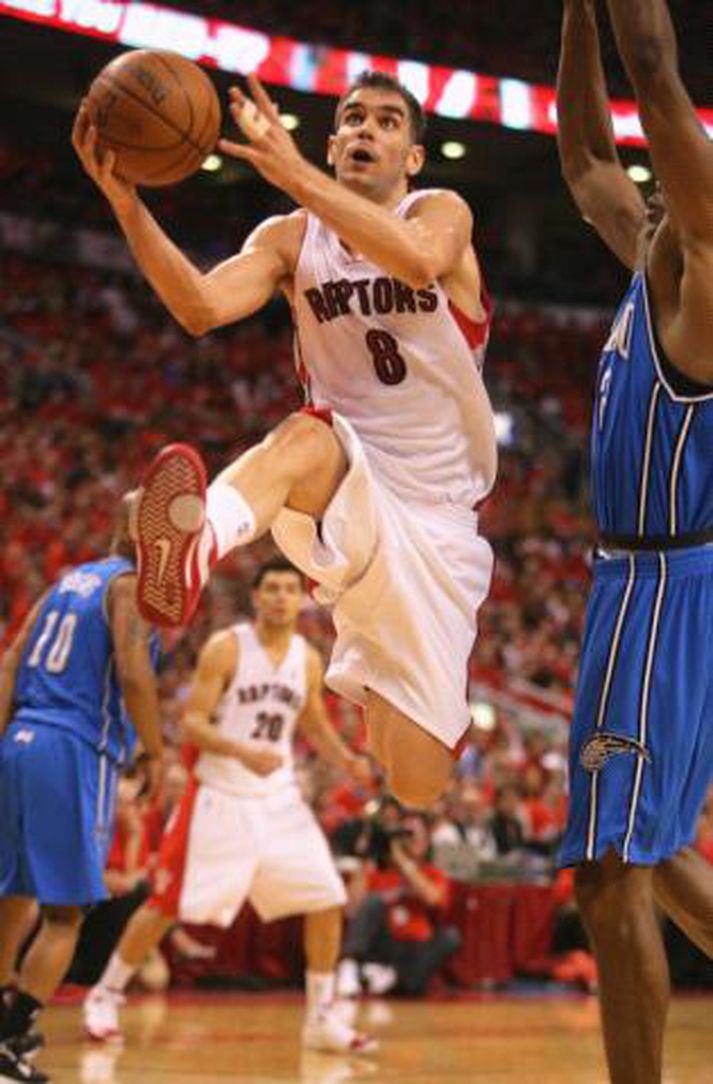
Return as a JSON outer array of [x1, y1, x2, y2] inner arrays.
[[246, 210, 307, 251], [404, 187, 472, 220], [200, 627, 239, 671]]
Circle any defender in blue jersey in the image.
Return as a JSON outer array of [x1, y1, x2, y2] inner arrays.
[[557, 3, 713, 1083], [0, 500, 162, 1084]]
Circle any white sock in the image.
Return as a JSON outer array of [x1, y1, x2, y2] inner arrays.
[[306, 970, 336, 1018], [206, 482, 256, 559], [97, 953, 135, 994]]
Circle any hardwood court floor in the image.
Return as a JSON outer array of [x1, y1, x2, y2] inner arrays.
[[40, 991, 712, 1084]]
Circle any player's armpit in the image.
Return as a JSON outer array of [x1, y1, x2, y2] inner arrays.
[[199, 213, 303, 332]]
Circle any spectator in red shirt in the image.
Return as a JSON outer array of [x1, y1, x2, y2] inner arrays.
[[338, 813, 460, 997]]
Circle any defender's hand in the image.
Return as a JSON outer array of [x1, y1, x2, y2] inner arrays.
[[218, 75, 306, 195], [71, 100, 138, 216]]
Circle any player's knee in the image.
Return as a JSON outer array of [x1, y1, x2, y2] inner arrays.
[[575, 854, 651, 934], [40, 904, 83, 929], [270, 412, 340, 479]]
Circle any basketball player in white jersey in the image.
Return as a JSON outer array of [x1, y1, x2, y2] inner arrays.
[[72, 70, 497, 809], [83, 559, 375, 1054]]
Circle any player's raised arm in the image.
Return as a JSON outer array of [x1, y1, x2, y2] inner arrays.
[[604, 0, 713, 246], [110, 574, 163, 763], [72, 102, 296, 336], [0, 593, 48, 736], [220, 77, 472, 289], [298, 647, 372, 783], [557, 0, 645, 269]]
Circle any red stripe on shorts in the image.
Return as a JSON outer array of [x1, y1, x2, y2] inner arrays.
[[147, 776, 200, 919]]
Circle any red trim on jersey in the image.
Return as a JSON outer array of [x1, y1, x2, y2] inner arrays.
[[448, 291, 492, 352], [147, 776, 199, 920], [300, 405, 334, 427]]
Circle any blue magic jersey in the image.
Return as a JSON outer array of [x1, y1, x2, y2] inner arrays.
[[592, 271, 713, 540], [13, 557, 149, 766]]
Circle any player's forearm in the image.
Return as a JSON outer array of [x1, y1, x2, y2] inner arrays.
[[557, 1, 620, 179], [181, 712, 241, 759], [605, 0, 679, 93], [113, 198, 216, 336], [287, 162, 435, 289], [121, 675, 163, 760]]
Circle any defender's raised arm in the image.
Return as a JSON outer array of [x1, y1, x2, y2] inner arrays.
[[605, 0, 713, 246], [557, 0, 645, 268]]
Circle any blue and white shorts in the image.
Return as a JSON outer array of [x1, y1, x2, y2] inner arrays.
[[560, 545, 713, 867], [0, 721, 117, 905]]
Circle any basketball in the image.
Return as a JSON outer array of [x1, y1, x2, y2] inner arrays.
[[85, 50, 221, 187]]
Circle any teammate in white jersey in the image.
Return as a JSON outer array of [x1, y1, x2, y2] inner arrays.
[[73, 70, 497, 808], [83, 559, 375, 1054]]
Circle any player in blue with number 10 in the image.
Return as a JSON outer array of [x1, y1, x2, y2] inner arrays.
[[0, 498, 163, 1084], [557, 2, 713, 1083]]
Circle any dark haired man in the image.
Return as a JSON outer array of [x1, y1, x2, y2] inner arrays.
[[557, 2, 713, 1081], [73, 69, 497, 810], [83, 560, 375, 1054]]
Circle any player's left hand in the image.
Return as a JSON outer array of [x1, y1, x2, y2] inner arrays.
[[218, 75, 307, 195]]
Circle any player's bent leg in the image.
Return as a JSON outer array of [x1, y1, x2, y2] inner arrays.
[[365, 691, 452, 810], [653, 846, 713, 959], [575, 850, 669, 1084], [135, 413, 347, 625], [217, 410, 348, 523], [84, 903, 174, 1042], [302, 907, 377, 1056]]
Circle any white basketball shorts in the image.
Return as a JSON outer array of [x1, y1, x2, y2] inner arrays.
[[272, 412, 494, 750], [149, 778, 346, 926]]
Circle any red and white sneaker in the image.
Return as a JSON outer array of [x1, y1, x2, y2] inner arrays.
[[133, 444, 215, 627], [82, 987, 124, 1043], [302, 1008, 378, 1056]]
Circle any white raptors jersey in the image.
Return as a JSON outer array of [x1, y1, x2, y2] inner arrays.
[[195, 624, 308, 797], [292, 188, 497, 507]]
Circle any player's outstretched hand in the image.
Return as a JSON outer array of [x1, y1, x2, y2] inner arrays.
[[72, 100, 138, 215], [237, 743, 284, 777], [218, 74, 306, 196]]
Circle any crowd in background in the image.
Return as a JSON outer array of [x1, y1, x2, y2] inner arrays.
[[158, 0, 711, 101]]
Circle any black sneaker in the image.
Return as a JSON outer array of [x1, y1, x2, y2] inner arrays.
[[0, 1044, 50, 1084]]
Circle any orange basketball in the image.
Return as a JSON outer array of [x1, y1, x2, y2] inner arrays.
[[85, 50, 221, 187]]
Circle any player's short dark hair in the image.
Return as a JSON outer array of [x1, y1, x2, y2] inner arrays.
[[252, 558, 305, 590], [335, 71, 427, 144]]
